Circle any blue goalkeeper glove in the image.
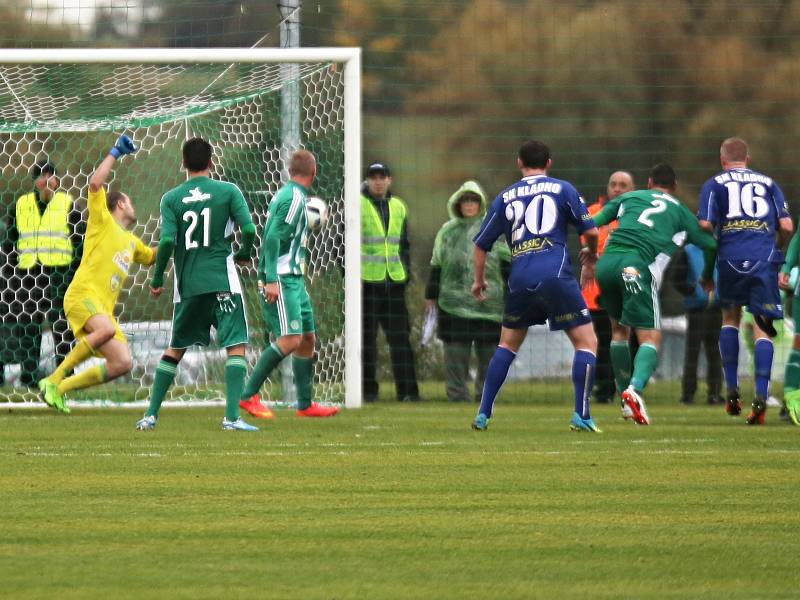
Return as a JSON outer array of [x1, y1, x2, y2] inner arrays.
[[110, 135, 137, 159]]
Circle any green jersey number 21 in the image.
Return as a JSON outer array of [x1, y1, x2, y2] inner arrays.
[[184, 207, 210, 249]]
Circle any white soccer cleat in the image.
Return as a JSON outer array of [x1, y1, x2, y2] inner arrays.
[[135, 415, 157, 431], [620, 400, 634, 420], [222, 417, 259, 432], [622, 386, 650, 425]]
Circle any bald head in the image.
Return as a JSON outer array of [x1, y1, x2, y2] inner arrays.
[[607, 170, 635, 201], [720, 137, 749, 168]]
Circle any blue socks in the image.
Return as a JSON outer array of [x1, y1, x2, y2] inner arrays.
[[754, 338, 774, 398], [572, 350, 596, 419], [719, 325, 740, 392], [478, 346, 516, 418]]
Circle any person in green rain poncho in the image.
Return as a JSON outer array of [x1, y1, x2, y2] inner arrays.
[[425, 181, 511, 402]]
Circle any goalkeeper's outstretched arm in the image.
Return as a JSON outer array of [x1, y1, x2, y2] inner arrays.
[[89, 135, 137, 193]]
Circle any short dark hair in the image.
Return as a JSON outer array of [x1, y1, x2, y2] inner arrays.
[[183, 137, 213, 172], [31, 160, 56, 180], [518, 140, 550, 169], [650, 163, 677, 190], [107, 191, 127, 212]]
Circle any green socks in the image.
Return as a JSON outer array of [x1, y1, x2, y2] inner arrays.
[[784, 348, 800, 394], [293, 355, 314, 410], [146, 358, 178, 418], [242, 343, 285, 399], [225, 356, 248, 421], [610, 340, 632, 394], [630, 343, 659, 392]]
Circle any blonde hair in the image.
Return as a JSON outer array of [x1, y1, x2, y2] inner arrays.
[[721, 137, 748, 162], [289, 149, 316, 177]]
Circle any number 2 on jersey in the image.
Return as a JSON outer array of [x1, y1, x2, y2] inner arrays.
[[184, 207, 210, 249], [637, 192, 678, 228]]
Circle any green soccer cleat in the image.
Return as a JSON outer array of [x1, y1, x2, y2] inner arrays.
[[38, 378, 70, 414], [472, 413, 490, 431], [784, 390, 800, 427], [569, 412, 602, 433]]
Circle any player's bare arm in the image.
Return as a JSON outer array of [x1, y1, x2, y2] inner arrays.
[[778, 216, 794, 250], [471, 245, 488, 301], [89, 135, 136, 193], [698, 219, 714, 233]]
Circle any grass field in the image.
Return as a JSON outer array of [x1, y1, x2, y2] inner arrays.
[[1, 382, 799, 599]]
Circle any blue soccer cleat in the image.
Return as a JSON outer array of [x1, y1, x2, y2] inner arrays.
[[222, 417, 259, 432], [569, 412, 602, 433], [135, 415, 157, 431], [472, 413, 490, 431]]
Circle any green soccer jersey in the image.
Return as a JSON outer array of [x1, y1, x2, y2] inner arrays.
[[595, 189, 717, 279], [258, 181, 309, 283], [160, 176, 254, 300]]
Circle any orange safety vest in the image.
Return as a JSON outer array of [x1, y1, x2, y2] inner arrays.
[[581, 200, 618, 311]]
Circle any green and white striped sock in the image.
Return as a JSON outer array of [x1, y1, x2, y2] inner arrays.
[[145, 358, 178, 418], [225, 355, 249, 421]]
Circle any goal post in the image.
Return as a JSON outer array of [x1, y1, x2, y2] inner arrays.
[[0, 47, 363, 409]]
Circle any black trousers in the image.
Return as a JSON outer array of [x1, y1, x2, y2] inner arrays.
[[362, 281, 419, 400], [1, 265, 73, 385], [590, 309, 616, 402], [682, 307, 723, 402]]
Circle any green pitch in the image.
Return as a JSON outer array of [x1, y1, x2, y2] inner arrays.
[[2, 384, 799, 599]]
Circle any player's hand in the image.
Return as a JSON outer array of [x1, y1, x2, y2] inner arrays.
[[779, 271, 791, 290], [110, 135, 137, 159], [471, 280, 487, 301], [150, 286, 164, 298], [701, 277, 715, 295], [262, 281, 279, 304], [580, 265, 596, 290], [579, 247, 599, 267]]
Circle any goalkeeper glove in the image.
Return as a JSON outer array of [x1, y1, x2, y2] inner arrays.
[[110, 135, 137, 159]]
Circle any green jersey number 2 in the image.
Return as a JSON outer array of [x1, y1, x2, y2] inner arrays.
[[183, 207, 210, 249], [637, 192, 679, 228]]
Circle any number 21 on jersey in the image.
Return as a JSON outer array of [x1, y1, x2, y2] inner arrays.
[[184, 207, 210, 249]]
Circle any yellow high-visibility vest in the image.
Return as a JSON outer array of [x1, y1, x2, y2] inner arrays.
[[16, 191, 74, 269], [361, 194, 408, 282]]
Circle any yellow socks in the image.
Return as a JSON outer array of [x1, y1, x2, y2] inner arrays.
[[57, 364, 108, 395], [50, 338, 95, 384]]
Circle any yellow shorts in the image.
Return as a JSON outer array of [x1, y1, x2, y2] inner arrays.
[[64, 296, 126, 346]]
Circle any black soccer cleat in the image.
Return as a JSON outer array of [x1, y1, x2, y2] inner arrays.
[[745, 396, 767, 425], [725, 389, 742, 416]]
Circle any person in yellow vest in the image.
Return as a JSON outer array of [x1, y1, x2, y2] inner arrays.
[[8, 160, 81, 387], [361, 161, 420, 402]]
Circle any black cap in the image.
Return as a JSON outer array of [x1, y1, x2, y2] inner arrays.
[[31, 159, 56, 180], [365, 161, 390, 177]]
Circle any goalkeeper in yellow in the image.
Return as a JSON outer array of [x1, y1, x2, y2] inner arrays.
[[38, 135, 155, 412]]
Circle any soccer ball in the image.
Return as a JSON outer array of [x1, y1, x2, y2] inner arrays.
[[306, 196, 329, 232]]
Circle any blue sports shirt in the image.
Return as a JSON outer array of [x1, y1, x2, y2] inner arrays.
[[697, 168, 789, 263], [473, 174, 594, 292]]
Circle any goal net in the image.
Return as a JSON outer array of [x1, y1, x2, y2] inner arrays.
[[0, 48, 362, 409]]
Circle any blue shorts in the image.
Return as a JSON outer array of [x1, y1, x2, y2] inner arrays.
[[503, 277, 591, 331], [717, 260, 783, 319]]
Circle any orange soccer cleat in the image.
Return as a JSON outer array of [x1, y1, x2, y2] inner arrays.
[[296, 402, 339, 417], [239, 394, 275, 419]]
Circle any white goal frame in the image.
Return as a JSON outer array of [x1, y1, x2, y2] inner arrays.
[[0, 47, 363, 409]]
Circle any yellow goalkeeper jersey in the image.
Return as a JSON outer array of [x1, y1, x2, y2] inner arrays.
[[65, 187, 154, 315]]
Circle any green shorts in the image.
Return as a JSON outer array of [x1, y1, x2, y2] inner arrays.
[[171, 292, 249, 349], [596, 253, 661, 329], [263, 275, 315, 337]]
